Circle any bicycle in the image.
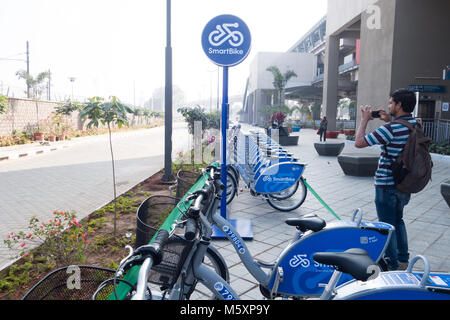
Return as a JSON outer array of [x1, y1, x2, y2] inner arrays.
[[113, 166, 392, 300], [226, 126, 308, 212], [312, 248, 450, 300], [111, 166, 238, 300]]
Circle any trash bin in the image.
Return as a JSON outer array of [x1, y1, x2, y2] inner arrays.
[[135, 195, 180, 248], [175, 170, 201, 199]]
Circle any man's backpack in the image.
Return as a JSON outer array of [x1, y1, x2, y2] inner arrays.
[[391, 119, 433, 194]]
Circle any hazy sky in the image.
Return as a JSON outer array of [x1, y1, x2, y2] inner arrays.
[[0, 0, 327, 106]]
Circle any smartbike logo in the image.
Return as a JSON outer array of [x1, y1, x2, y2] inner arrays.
[[262, 175, 295, 183], [202, 14, 251, 67]]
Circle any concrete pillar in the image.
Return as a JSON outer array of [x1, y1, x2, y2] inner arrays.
[[322, 35, 339, 131]]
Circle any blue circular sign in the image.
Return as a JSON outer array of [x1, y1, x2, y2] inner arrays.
[[201, 14, 251, 67]]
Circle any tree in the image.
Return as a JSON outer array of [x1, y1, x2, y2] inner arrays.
[[16, 70, 50, 132], [79, 96, 133, 236], [266, 66, 297, 108], [0, 95, 10, 115], [177, 105, 219, 136]]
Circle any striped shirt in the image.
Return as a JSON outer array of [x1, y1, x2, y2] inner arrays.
[[364, 115, 417, 187]]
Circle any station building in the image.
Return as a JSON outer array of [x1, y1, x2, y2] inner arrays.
[[243, 0, 450, 142]]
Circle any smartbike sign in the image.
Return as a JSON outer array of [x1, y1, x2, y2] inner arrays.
[[201, 14, 251, 67]]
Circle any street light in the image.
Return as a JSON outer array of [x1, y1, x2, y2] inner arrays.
[[69, 77, 76, 101]]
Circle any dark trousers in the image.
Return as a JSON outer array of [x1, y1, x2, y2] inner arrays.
[[320, 129, 327, 142]]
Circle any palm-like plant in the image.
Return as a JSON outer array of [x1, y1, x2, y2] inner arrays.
[[16, 70, 50, 132], [266, 66, 297, 108], [79, 96, 133, 235], [0, 95, 9, 115]]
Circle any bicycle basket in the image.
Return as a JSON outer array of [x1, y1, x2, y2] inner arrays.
[[135, 195, 180, 248], [147, 236, 194, 288], [21, 265, 123, 300], [176, 170, 202, 200]]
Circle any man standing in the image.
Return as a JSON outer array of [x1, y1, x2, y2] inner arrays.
[[319, 116, 328, 142], [355, 89, 418, 270]]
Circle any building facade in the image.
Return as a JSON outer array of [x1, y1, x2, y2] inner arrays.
[[324, 0, 450, 141]]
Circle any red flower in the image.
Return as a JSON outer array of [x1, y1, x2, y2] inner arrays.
[[20, 242, 26, 247], [26, 233, 32, 239]]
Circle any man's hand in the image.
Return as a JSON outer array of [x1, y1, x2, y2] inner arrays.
[[379, 110, 391, 123], [360, 105, 373, 122], [355, 105, 372, 148]]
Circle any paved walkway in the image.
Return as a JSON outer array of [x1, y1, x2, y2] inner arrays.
[[193, 125, 450, 299], [0, 123, 190, 270]]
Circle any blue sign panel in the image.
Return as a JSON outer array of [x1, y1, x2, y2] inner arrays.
[[201, 14, 251, 67], [408, 85, 446, 93]]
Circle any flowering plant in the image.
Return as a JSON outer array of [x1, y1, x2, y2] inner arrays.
[[207, 135, 216, 144], [4, 210, 95, 266], [270, 112, 287, 126]]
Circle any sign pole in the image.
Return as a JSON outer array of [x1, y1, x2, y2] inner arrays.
[[201, 14, 253, 239], [220, 66, 229, 218]]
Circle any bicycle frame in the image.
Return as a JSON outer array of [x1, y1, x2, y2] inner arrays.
[[208, 203, 394, 298]]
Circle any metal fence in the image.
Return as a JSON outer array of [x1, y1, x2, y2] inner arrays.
[[423, 120, 450, 144]]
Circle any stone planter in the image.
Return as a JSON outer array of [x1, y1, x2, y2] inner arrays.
[[33, 132, 44, 142], [441, 180, 450, 208], [338, 153, 379, 176], [326, 131, 339, 139], [279, 135, 299, 146], [314, 142, 345, 156], [344, 129, 355, 136]]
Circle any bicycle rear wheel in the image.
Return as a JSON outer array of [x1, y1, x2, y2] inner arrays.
[[218, 171, 237, 206], [266, 178, 307, 212]]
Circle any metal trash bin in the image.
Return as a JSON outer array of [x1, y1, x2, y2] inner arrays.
[[135, 195, 180, 248], [175, 170, 201, 199]]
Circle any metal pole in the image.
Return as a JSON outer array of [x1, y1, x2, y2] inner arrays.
[[220, 66, 229, 218], [26, 41, 30, 98], [48, 69, 51, 101], [162, 0, 174, 182]]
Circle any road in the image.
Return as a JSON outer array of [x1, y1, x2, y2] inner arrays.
[[0, 122, 189, 269]]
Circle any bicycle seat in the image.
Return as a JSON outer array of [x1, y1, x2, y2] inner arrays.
[[285, 214, 326, 232], [313, 249, 376, 282]]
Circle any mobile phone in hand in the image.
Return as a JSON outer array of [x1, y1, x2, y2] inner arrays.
[[371, 111, 381, 118]]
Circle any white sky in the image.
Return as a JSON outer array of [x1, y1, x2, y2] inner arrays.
[[0, 0, 327, 106]]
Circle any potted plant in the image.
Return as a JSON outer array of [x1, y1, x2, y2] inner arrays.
[[16, 70, 50, 141]]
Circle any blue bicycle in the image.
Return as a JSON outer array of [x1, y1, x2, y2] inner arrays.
[[313, 248, 450, 300]]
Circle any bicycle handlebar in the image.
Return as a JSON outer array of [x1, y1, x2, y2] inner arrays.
[[185, 218, 197, 241]]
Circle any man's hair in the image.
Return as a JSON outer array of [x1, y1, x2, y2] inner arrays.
[[390, 89, 417, 113]]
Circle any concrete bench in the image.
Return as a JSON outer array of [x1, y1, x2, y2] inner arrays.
[[337, 153, 379, 177], [314, 142, 345, 156], [279, 135, 299, 146], [441, 180, 450, 208]]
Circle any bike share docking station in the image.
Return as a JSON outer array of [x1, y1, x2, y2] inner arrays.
[[201, 14, 253, 239]]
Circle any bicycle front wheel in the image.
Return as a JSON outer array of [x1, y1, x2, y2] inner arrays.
[[266, 178, 307, 212], [188, 246, 229, 300]]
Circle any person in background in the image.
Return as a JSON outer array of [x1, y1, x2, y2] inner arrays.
[[319, 116, 328, 142]]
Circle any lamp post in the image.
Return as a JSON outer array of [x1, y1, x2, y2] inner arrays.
[[162, 0, 174, 182], [69, 77, 76, 101]]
